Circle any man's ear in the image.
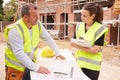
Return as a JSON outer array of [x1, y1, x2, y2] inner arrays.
[[23, 15, 29, 21], [24, 15, 28, 19]]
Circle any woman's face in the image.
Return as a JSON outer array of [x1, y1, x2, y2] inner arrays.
[[81, 9, 95, 24]]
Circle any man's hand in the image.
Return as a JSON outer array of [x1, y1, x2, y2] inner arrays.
[[55, 55, 66, 60], [38, 66, 50, 74]]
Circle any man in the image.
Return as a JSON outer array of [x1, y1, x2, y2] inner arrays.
[[4, 3, 65, 80]]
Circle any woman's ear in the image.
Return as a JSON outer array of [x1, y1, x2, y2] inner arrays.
[[91, 14, 95, 18]]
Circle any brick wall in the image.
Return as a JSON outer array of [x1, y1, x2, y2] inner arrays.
[[37, 1, 119, 44], [103, 6, 119, 20], [106, 23, 119, 45], [103, 6, 119, 45]]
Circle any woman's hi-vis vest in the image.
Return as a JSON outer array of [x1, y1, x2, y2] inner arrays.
[[76, 21, 108, 71], [4, 19, 42, 72]]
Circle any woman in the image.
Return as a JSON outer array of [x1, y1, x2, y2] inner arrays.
[[71, 2, 108, 80]]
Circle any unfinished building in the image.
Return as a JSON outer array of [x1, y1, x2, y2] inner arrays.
[[17, 0, 120, 45]]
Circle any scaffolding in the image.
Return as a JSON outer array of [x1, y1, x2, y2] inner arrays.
[[16, 0, 115, 40], [112, 0, 120, 46], [16, 0, 112, 24]]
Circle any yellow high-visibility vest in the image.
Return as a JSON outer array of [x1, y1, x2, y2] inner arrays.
[[76, 21, 108, 71], [4, 18, 42, 72]]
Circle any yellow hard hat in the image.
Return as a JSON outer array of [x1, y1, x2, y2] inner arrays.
[[41, 46, 55, 58]]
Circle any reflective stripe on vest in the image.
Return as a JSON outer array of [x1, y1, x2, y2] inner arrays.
[[95, 26, 105, 40], [5, 21, 41, 69], [5, 55, 24, 67], [7, 41, 38, 59], [16, 24, 25, 43], [77, 23, 106, 45], [77, 56, 101, 65], [10, 24, 39, 59], [76, 22, 108, 70], [16, 23, 39, 52]]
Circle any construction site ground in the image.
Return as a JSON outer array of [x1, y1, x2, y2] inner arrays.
[[0, 32, 120, 80]]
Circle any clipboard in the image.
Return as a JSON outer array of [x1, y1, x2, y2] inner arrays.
[[70, 38, 92, 48]]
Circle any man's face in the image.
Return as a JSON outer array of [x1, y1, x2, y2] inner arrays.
[[27, 8, 39, 26]]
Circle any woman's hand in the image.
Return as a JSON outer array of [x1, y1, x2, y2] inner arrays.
[[71, 42, 80, 49]]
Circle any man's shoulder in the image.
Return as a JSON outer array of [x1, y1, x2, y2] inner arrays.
[[9, 28, 18, 34], [6, 23, 16, 28]]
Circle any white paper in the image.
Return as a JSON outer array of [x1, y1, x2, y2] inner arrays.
[[30, 49, 91, 80], [71, 38, 92, 48]]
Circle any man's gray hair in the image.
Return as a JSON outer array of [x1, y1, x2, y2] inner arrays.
[[21, 3, 38, 17]]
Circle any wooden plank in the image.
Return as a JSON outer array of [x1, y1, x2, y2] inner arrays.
[[113, 0, 120, 14]]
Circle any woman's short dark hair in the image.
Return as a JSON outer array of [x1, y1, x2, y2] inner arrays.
[[82, 2, 103, 23], [21, 3, 38, 17]]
